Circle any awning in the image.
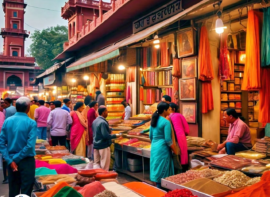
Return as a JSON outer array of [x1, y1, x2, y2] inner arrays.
[[37, 57, 74, 78], [67, 49, 120, 72], [66, 0, 214, 73], [43, 73, 55, 86]]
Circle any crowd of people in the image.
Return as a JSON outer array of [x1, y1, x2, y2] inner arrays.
[[0, 90, 252, 195], [0, 90, 123, 196]]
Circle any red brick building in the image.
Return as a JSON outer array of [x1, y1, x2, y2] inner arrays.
[[0, 0, 39, 98]]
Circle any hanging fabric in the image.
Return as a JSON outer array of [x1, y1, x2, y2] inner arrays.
[[172, 77, 179, 104], [140, 86, 144, 101], [127, 67, 135, 82], [152, 46, 158, 68], [161, 41, 169, 67], [143, 48, 147, 69], [198, 26, 214, 113], [219, 33, 230, 80], [259, 68, 270, 127], [242, 10, 263, 90], [228, 51, 235, 80], [172, 59, 181, 77], [261, 7, 270, 67], [147, 47, 152, 67]]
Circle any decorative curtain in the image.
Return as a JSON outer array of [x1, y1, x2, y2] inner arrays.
[[261, 7, 270, 68], [219, 34, 230, 80], [242, 10, 263, 90], [198, 26, 214, 113]]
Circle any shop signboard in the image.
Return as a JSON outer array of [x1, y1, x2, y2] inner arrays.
[[133, 0, 182, 33], [43, 73, 55, 86]]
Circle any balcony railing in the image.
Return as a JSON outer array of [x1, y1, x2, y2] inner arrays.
[[0, 55, 35, 63], [63, 0, 129, 50], [62, 0, 111, 16], [1, 28, 28, 35]]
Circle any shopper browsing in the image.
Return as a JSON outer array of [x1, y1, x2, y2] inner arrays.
[[92, 106, 120, 170], [87, 101, 99, 159], [35, 100, 51, 140], [0, 97, 37, 197], [50, 101, 56, 111], [47, 101, 73, 146], [27, 99, 38, 120], [4, 98, 16, 119], [95, 89, 105, 106], [150, 102, 174, 188], [217, 109, 252, 155], [62, 98, 71, 113]]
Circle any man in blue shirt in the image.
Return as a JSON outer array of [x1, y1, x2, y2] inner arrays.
[[62, 98, 71, 112], [0, 97, 37, 197], [4, 97, 16, 119]]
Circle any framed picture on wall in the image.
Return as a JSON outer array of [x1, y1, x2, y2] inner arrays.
[[177, 27, 195, 58], [181, 102, 197, 123], [182, 56, 197, 79], [179, 78, 196, 100]]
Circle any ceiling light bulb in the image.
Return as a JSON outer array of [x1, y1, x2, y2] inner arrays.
[[118, 65, 125, 70], [52, 90, 56, 94], [154, 44, 160, 49], [71, 78, 76, 83], [83, 75, 89, 80], [215, 18, 226, 34]]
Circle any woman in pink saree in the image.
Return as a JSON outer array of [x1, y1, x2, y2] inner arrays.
[[70, 102, 88, 157], [169, 103, 189, 166]]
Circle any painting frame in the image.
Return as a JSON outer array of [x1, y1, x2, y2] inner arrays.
[[177, 27, 195, 58], [181, 102, 197, 124], [181, 56, 197, 79], [179, 78, 196, 100]]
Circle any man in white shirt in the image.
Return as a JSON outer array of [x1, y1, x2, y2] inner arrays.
[[121, 100, 131, 120]]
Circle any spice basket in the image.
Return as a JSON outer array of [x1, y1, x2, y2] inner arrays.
[[161, 179, 212, 197]]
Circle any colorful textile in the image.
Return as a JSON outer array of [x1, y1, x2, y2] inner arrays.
[[124, 182, 166, 197], [35, 167, 57, 177], [219, 34, 230, 80], [0, 112, 36, 165], [0, 111, 5, 132], [170, 113, 189, 165], [48, 159, 67, 165], [199, 26, 214, 113], [34, 106, 51, 127], [78, 181, 105, 197], [54, 186, 82, 197], [35, 160, 78, 174], [259, 68, 270, 126], [65, 159, 86, 166], [161, 42, 169, 67], [261, 7, 270, 67], [150, 116, 174, 182], [27, 104, 38, 120], [75, 131, 87, 157], [40, 181, 70, 197], [70, 111, 88, 155], [242, 10, 263, 90], [172, 77, 179, 104]]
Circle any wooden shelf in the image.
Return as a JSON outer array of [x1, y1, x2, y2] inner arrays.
[[221, 100, 242, 102], [221, 91, 242, 93], [143, 86, 158, 88], [106, 90, 125, 92], [158, 85, 173, 88], [141, 65, 173, 72]]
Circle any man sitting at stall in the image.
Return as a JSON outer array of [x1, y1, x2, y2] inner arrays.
[[217, 109, 252, 155]]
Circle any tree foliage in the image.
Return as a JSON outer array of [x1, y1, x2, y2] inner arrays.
[[28, 25, 68, 69]]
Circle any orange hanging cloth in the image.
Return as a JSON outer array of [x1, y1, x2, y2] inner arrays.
[[259, 68, 270, 127], [242, 10, 263, 90], [198, 26, 214, 113]]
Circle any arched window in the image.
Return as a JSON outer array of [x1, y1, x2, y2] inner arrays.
[[12, 51, 18, 56], [7, 75, 22, 87], [73, 22, 76, 37]]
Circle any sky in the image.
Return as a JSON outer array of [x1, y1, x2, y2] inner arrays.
[[0, 0, 110, 55]]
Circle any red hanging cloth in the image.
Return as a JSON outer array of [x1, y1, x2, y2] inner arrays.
[[242, 10, 263, 90], [219, 34, 230, 80], [198, 26, 214, 113], [259, 68, 270, 127]]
